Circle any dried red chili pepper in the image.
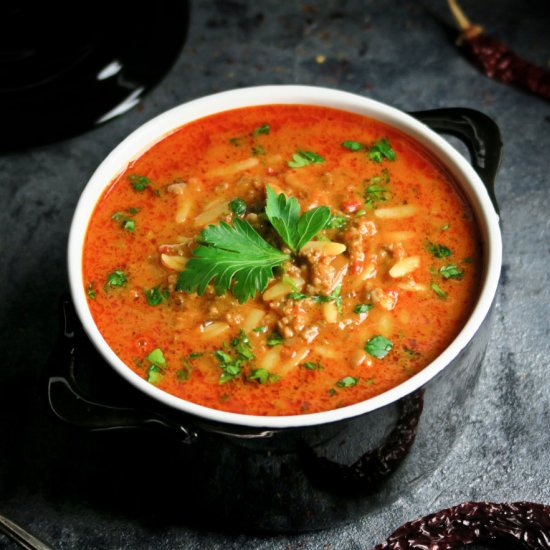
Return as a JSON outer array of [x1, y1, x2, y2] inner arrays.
[[374, 501, 550, 549], [448, 0, 550, 101]]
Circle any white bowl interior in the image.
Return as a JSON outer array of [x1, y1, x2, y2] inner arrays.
[[68, 85, 502, 429]]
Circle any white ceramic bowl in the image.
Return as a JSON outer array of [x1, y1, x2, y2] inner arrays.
[[68, 85, 502, 430]]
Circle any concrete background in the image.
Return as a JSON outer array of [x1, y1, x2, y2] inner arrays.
[[0, 1, 548, 548]]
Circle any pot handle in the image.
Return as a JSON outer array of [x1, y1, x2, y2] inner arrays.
[[410, 108, 502, 214], [43, 297, 197, 444]]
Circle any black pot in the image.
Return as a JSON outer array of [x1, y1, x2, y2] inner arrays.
[[48, 91, 502, 531]]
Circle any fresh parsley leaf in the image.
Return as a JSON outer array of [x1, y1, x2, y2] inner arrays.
[[440, 265, 464, 279], [265, 185, 331, 251], [341, 140, 364, 151], [253, 124, 270, 136], [328, 388, 337, 396], [128, 207, 139, 215], [426, 242, 452, 258], [431, 282, 447, 299], [441, 223, 450, 231], [229, 198, 247, 216], [253, 326, 267, 333], [326, 214, 348, 229], [105, 270, 127, 289], [87, 282, 96, 300], [367, 139, 396, 162], [147, 348, 166, 368], [365, 335, 393, 359], [302, 361, 323, 371], [189, 352, 203, 359], [176, 219, 289, 303], [354, 303, 373, 314], [288, 150, 325, 168], [266, 331, 284, 346], [128, 174, 151, 192], [248, 368, 280, 384], [144, 286, 170, 306], [336, 376, 358, 388]]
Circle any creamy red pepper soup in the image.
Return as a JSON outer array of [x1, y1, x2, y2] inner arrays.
[[83, 105, 481, 416]]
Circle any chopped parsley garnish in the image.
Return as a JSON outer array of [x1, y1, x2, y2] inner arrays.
[[229, 137, 243, 146], [365, 335, 394, 359], [341, 140, 364, 151], [426, 242, 452, 258], [144, 286, 170, 306], [176, 367, 190, 381], [214, 331, 255, 384], [253, 124, 270, 136], [147, 348, 166, 368], [311, 284, 343, 313], [354, 303, 373, 314], [128, 174, 151, 192], [253, 326, 268, 333], [105, 270, 127, 289], [363, 169, 391, 208], [440, 265, 464, 279], [326, 214, 348, 229], [229, 198, 247, 216], [177, 353, 200, 382], [288, 292, 308, 300], [232, 330, 254, 360], [287, 150, 325, 168], [248, 368, 280, 384], [403, 346, 420, 358], [336, 376, 359, 388], [147, 365, 163, 384], [87, 282, 96, 300], [328, 388, 337, 396], [367, 139, 396, 162], [302, 361, 323, 370], [266, 331, 284, 347], [441, 223, 450, 231], [176, 218, 289, 303], [431, 282, 447, 299], [112, 209, 138, 232], [265, 185, 331, 252], [252, 144, 266, 156]]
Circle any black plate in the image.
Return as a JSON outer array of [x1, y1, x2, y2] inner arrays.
[[0, 3, 189, 150]]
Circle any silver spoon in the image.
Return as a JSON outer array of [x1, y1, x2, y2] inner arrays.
[[0, 514, 55, 550]]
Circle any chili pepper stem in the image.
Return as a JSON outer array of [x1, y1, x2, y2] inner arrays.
[[447, 0, 483, 42]]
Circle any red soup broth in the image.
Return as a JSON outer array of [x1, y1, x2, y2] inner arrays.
[[82, 105, 482, 416]]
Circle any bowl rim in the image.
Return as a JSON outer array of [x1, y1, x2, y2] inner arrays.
[[68, 84, 502, 429]]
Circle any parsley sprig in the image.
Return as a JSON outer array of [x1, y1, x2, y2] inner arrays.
[[265, 185, 331, 252], [176, 219, 289, 303], [177, 186, 331, 302]]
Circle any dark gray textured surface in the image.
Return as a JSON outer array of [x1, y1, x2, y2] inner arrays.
[[0, 1, 549, 548]]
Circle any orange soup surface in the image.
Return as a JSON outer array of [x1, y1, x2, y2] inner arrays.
[[83, 105, 482, 416]]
